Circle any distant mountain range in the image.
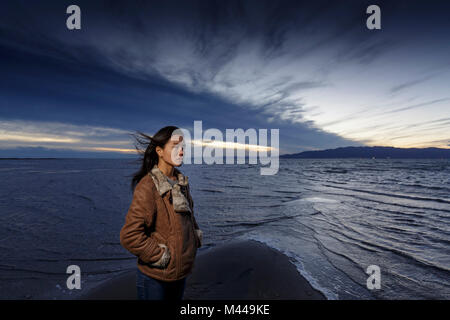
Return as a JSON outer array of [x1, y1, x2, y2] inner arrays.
[[280, 146, 450, 159]]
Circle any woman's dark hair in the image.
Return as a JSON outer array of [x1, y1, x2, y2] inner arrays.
[[128, 126, 179, 192]]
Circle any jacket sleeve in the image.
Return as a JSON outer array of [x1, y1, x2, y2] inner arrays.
[[187, 184, 200, 230], [187, 184, 202, 248], [193, 215, 200, 230], [120, 177, 164, 264]]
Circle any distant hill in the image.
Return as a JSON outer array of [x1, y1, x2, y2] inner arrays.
[[280, 146, 450, 159]]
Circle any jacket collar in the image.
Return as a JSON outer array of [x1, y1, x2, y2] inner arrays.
[[149, 164, 192, 214], [149, 164, 189, 197]]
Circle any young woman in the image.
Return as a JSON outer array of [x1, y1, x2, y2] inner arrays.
[[120, 126, 203, 300]]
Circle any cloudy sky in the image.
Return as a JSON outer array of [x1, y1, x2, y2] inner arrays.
[[0, 0, 449, 157]]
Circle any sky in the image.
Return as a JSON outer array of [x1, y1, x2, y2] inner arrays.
[[0, 0, 449, 157]]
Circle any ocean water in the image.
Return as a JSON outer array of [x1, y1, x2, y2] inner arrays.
[[0, 158, 449, 299]]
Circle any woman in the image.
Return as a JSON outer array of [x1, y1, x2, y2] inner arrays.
[[120, 126, 203, 300]]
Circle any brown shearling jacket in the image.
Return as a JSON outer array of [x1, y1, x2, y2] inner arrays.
[[119, 167, 201, 282]]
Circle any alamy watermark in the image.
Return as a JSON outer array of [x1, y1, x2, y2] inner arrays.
[[168, 120, 279, 175], [366, 265, 381, 290], [66, 265, 81, 290]]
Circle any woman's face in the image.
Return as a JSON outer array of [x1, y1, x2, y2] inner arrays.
[[157, 134, 184, 167]]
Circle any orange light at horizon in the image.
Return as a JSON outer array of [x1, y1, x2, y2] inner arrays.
[[190, 139, 275, 151], [0, 134, 80, 143]]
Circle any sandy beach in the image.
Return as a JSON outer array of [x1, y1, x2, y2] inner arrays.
[[78, 239, 326, 300]]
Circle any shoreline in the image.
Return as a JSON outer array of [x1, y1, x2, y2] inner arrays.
[[78, 239, 326, 300]]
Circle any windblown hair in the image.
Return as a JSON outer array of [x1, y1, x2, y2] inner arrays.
[[128, 126, 179, 192]]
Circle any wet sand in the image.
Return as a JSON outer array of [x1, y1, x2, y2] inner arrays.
[[78, 239, 326, 300]]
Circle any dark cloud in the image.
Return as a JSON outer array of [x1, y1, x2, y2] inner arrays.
[[0, 0, 449, 155]]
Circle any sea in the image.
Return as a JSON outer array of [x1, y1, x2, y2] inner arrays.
[[0, 158, 448, 299]]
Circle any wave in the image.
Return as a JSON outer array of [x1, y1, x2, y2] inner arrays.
[[323, 184, 450, 205], [225, 185, 250, 189], [198, 188, 224, 193], [398, 183, 450, 192], [324, 168, 348, 174], [215, 213, 305, 228], [315, 225, 450, 274]]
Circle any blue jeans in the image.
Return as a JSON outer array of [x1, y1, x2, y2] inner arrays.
[[136, 267, 186, 300]]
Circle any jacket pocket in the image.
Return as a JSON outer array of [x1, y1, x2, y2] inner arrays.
[[165, 238, 177, 276], [145, 232, 168, 268]]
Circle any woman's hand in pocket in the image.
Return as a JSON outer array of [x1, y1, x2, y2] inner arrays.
[[149, 243, 171, 268]]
